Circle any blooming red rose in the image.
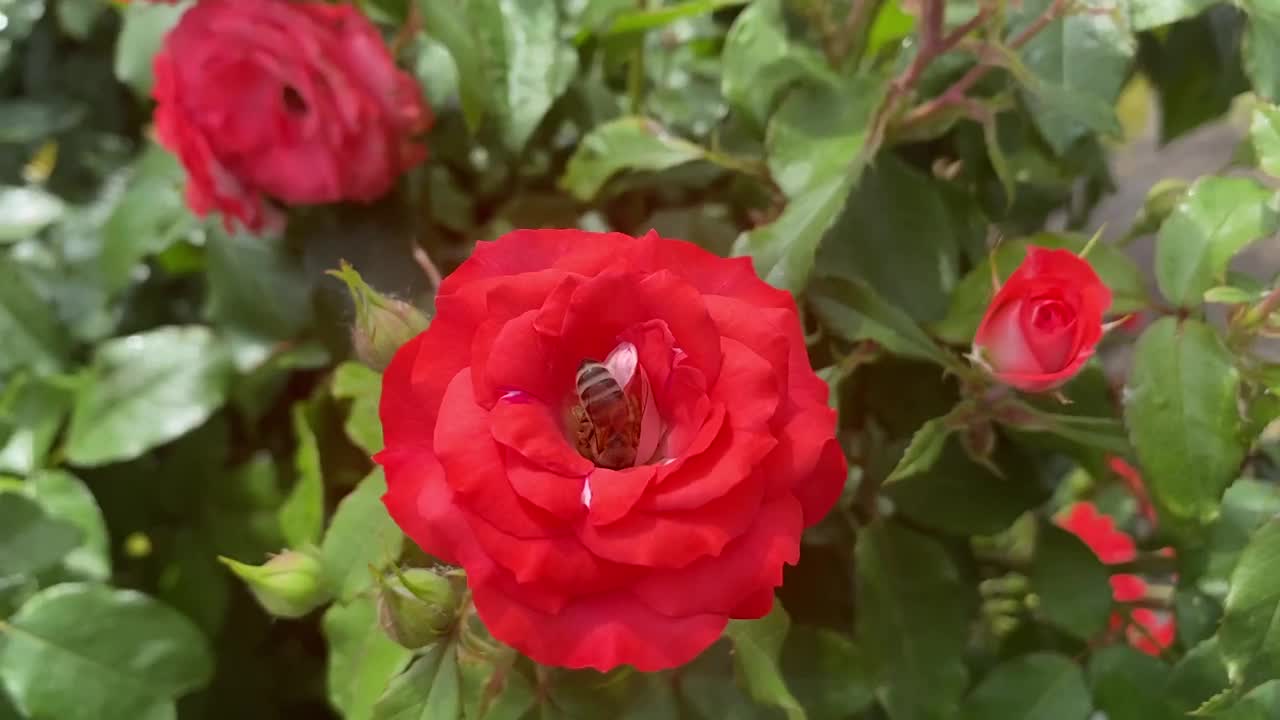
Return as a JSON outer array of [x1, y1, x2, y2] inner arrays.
[[973, 246, 1112, 392], [152, 0, 429, 232], [376, 229, 846, 671]]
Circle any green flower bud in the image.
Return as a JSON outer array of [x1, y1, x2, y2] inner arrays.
[[328, 261, 430, 371], [377, 568, 462, 649], [221, 551, 329, 619]]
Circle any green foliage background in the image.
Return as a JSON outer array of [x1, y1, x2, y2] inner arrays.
[[0, 0, 1278, 718]]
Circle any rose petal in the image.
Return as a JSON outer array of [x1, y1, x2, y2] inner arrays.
[[470, 581, 727, 672], [585, 465, 657, 526]]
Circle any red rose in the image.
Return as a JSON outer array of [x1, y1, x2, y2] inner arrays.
[[376, 229, 846, 671], [1059, 502, 1135, 564], [152, 0, 429, 232], [973, 246, 1112, 392]]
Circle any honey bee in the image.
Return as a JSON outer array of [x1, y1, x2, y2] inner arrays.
[[572, 360, 642, 469]]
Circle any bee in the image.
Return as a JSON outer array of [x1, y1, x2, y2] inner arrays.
[[572, 360, 641, 469]]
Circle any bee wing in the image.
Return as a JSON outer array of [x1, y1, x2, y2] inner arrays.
[[634, 367, 662, 464]]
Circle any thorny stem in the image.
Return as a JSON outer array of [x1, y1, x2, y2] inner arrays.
[[867, 0, 997, 149], [897, 0, 1069, 130], [412, 244, 443, 289]]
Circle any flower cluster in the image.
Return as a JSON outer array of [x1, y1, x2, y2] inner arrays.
[[1057, 462, 1175, 656]]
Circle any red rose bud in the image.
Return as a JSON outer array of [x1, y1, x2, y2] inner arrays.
[[220, 550, 329, 619], [151, 0, 430, 232], [972, 246, 1112, 392], [375, 229, 846, 671], [377, 568, 462, 649], [330, 261, 429, 371]]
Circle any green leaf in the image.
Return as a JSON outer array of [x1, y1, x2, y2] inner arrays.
[[114, 0, 187, 96], [204, 229, 312, 341], [724, 600, 806, 720], [56, 0, 104, 39], [885, 416, 952, 484], [372, 643, 460, 720], [0, 100, 84, 145], [601, 0, 747, 35], [1155, 176, 1279, 307], [1249, 104, 1280, 178], [960, 653, 1091, 720], [0, 583, 213, 720], [781, 627, 875, 720], [20, 471, 110, 582], [734, 173, 856, 295], [0, 493, 80, 578], [1125, 317, 1245, 529], [1244, 4, 1280, 102], [1207, 479, 1280, 583], [0, 0, 44, 76], [856, 522, 971, 720], [733, 74, 884, 294], [560, 117, 707, 201], [323, 597, 414, 720], [0, 256, 69, 376], [333, 362, 384, 455], [321, 469, 403, 602], [1219, 519, 1280, 689], [1205, 286, 1261, 305], [766, 77, 882, 199], [721, 0, 805, 131], [469, 0, 579, 152], [97, 144, 195, 295], [416, 0, 486, 130], [1088, 646, 1175, 720], [64, 326, 234, 467], [933, 233, 1149, 345], [1016, 0, 1134, 153], [1031, 524, 1113, 641], [1131, 0, 1216, 30], [0, 375, 72, 476], [1206, 680, 1280, 719], [815, 155, 978, 323], [279, 403, 325, 549], [0, 187, 63, 243], [1167, 638, 1231, 715], [887, 438, 1046, 536], [810, 275, 958, 369]]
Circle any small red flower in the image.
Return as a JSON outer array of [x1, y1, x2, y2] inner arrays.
[[152, 0, 429, 232], [376, 229, 846, 671], [1109, 456, 1157, 523], [1059, 502, 1136, 564], [973, 246, 1112, 392], [1058, 502, 1175, 657]]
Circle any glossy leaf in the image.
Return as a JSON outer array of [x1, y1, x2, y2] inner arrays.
[[332, 362, 383, 455], [0, 187, 63, 243], [1244, 4, 1280, 102], [279, 403, 325, 549], [856, 522, 971, 720], [781, 627, 875, 719], [113, 0, 186, 96], [0, 583, 213, 720], [561, 117, 707, 201], [1219, 519, 1280, 689], [734, 173, 855, 295], [64, 326, 234, 467], [0, 257, 69, 376], [724, 600, 806, 720], [721, 0, 812, 131], [0, 492, 80, 578], [320, 469, 403, 602], [19, 470, 110, 582], [1088, 646, 1175, 720], [0, 375, 71, 476], [960, 653, 1091, 720], [885, 416, 951, 484], [1131, 0, 1217, 30], [1016, 0, 1135, 153], [324, 597, 414, 720], [372, 642, 461, 720], [1155, 176, 1279, 308], [811, 275, 959, 369], [1249, 103, 1280, 178], [1030, 525, 1113, 641], [1125, 317, 1244, 529]]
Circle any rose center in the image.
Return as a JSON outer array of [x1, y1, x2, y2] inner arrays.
[[1029, 298, 1075, 334], [281, 85, 308, 116]]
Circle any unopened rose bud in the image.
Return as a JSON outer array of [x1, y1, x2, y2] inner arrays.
[[328, 261, 429, 371], [221, 551, 329, 619], [377, 568, 462, 649]]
